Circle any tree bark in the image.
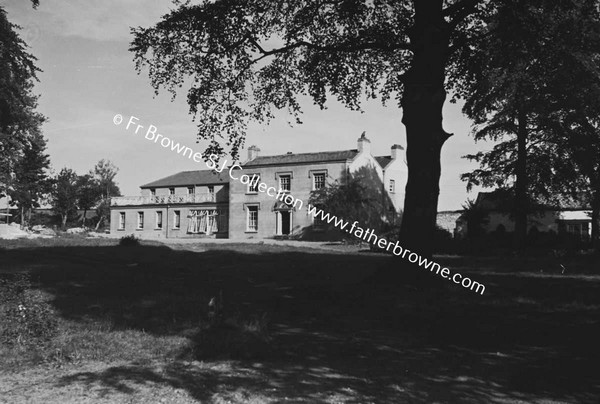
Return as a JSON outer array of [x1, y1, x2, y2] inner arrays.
[[399, 0, 451, 259], [514, 107, 528, 249]]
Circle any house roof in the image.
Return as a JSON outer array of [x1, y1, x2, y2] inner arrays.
[[243, 150, 359, 167], [243, 149, 397, 170], [375, 156, 392, 168], [140, 170, 230, 188]]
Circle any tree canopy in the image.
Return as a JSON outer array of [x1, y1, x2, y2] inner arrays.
[[0, 1, 46, 208], [455, 0, 600, 248]]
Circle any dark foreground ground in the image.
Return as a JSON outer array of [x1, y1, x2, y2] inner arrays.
[[1, 238, 599, 403]]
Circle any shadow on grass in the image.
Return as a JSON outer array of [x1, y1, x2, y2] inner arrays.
[[2, 241, 600, 402]]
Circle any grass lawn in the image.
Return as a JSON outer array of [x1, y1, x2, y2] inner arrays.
[[0, 237, 599, 403]]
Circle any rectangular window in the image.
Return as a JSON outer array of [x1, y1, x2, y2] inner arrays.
[[187, 186, 195, 195], [187, 209, 225, 234], [173, 210, 181, 229], [155, 211, 163, 229], [313, 173, 325, 190], [118, 212, 125, 230], [150, 188, 156, 196], [169, 188, 175, 195], [208, 185, 215, 195], [566, 222, 590, 240], [247, 175, 260, 193], [389, 179, 395, 193], [247, 206, 258, 232], [279, 175, 291, 191], [137, 212, 144, 229]]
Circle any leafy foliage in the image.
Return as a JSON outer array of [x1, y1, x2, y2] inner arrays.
[[0, 273, 58, 347], [0, 4, 45, 198], [450, 0, 600, 246], [76, 174, 102, 227], [92, 159, 120, 200], [50, 168, 79, 228], [461, 198, 489, 239], [119, 234, 140, 247], [8, 132, 51, 224], [130, 0, 490, 160], [309, 165, 397, 234]]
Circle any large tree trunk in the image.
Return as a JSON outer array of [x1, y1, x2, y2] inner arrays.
[[514, 107, 528, 249], [399, 0, 451, 259]]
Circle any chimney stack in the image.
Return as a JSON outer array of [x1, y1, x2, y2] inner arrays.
[[357, 131, 371, 154], [247, 145, 260, 161], [390, 144, 404, 160]]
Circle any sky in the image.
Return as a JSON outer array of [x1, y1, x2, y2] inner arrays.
[[3, 0, 489, 211]]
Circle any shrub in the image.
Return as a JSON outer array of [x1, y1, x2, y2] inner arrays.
[[119, 234, 140, 247], [0, 273, 58, 346]]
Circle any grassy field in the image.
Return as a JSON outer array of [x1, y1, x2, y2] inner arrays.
[[0, 237, 599, 403]]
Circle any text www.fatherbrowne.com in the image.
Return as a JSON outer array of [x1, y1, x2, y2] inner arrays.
[[113, 113, 485, 295], [306, 205, 486, 295]]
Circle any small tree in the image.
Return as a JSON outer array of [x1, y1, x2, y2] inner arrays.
[[309, 165, 395, 237], [76, 174, 101, 227], [8, 132, 51, 227], [91, 159, 120, 230], [50, 168, 78, 229], [461, 199, 489, 239]]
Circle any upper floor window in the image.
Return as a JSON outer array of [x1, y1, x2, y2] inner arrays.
[[169, 188, 175, 195], [187, 186, 195, 195], [279, 174, 291, 191], [150, 188, 156, 196], [118, 212, 125, 230], [247, 175, 260, 193], [313, 173, 325, 190], [208, 186, 215, 195], [137, 212, 144, 229], [389, 179, 395, 193]]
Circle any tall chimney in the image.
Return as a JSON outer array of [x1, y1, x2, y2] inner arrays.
[[390, 144, 404, 160], [357, 131, 371, 154], [247, 145, 260, 161]]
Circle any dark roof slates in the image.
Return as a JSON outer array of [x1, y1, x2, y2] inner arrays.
[[141, 170, 229, 188]]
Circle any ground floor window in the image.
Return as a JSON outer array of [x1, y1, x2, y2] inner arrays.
[[565, 221, 590, 240], [137, 212, 144, 229], [155, 211, 163, 229], [173, 210, 180, 229], [247, 206, 258, 232], [118, 212, 125, 230], [187, 209, 227, 234]]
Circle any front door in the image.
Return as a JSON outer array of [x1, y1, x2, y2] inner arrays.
[[280, 211, 291, 235]]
